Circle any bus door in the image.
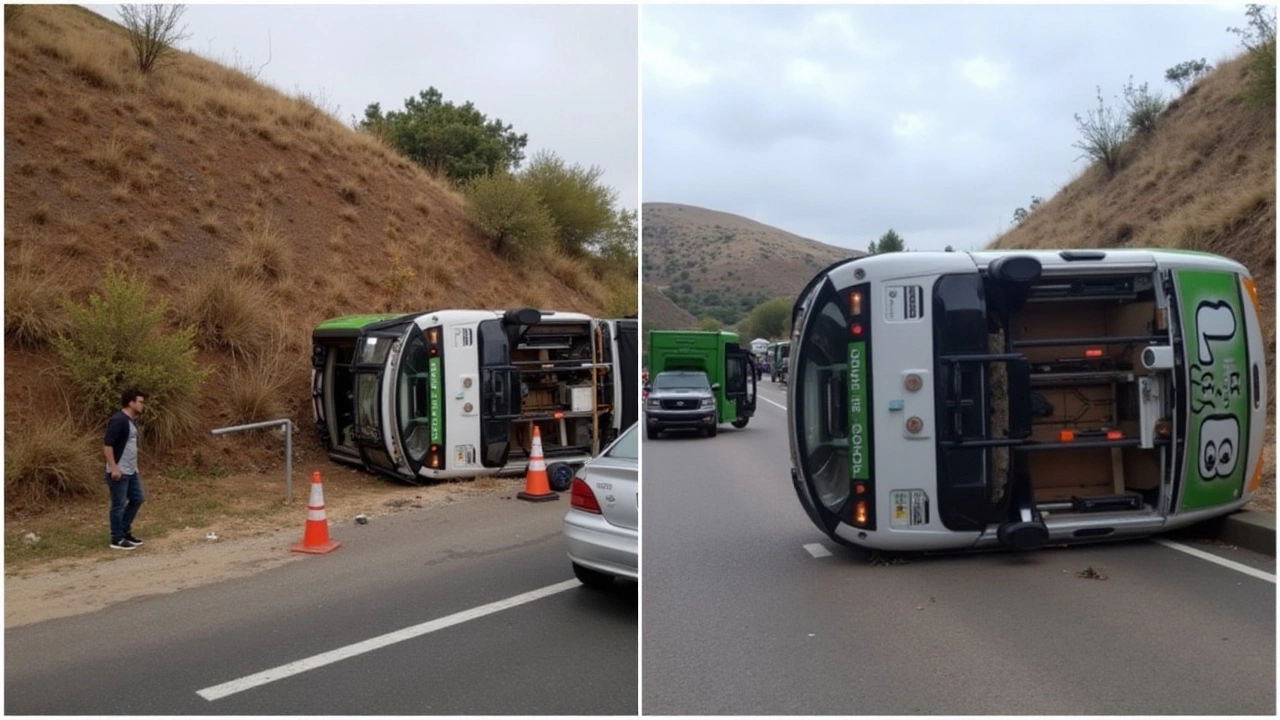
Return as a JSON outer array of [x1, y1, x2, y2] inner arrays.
[[351, 324, 412, 477], [725, 344, 757, 423]]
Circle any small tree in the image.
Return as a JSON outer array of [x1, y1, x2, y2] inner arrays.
[[944, 245, 955, 252], [1073, 86, 1129, 176], [1123, 77, 1166, 135], [462, 172, 555, 260], [740, 297, 793, 340], [360, 88, 528, 184], [118, 4, 191, 74], [869, 228, 906, 254], [1165, 58, 1213, 94], [1229, 4, 1277, 109], [1012, 195, 1045, 225]]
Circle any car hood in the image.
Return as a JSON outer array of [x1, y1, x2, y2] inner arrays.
[[648, 388, 714, 400]]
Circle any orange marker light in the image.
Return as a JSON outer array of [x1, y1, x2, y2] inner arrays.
[[849, 291, 863, 316], [1085, 348, 1104, 358], [1243, 278, 1261, 321], [1106, 430, 1124, 440], [1060, 430, 1076, 442], [855, 501, 868, 525]]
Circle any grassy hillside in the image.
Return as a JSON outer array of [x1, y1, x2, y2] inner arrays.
[[3, 6, 635, 553], [990, 50, 1275, 510], [641, 202, 859, 324], [641, 282, 696, 332]]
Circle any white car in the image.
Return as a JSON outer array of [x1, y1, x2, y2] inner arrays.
[[563, 422, 638, 588]]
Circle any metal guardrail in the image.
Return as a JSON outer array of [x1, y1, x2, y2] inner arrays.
[[211, 419, 293, 502]]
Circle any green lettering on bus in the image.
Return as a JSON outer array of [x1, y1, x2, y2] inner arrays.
[[429, 356, 443, 446], [848, 341, 868, 481]]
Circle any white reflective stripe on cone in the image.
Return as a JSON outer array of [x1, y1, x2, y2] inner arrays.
[[309, 483, 325, 505], [307, 508, 327, 521], [528, 458, 546, 471]]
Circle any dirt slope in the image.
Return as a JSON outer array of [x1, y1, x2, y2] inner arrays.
[[4, 5, 617, 470]]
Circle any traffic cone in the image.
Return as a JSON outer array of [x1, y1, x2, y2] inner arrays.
[[517, 426, 559, 502], [291, 470, 341, 554]]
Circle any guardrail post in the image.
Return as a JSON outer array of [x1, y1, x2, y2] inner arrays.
[[210, 418, 294, 503]]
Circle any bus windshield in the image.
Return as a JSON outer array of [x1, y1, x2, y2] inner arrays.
[[395, 328, 434, 464]]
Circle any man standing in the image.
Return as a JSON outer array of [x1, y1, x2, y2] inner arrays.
[[103, 389, 146, 550]]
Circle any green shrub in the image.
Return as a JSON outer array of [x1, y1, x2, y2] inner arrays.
[[1124, 78, 1166, 135], [5, 416, 101, 513], [463, 171, 555, 260], [54, 269, 210, 452]]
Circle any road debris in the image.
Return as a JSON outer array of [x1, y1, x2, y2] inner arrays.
[[355, 513, 369, 525], [1076, 566, 1108, 580]]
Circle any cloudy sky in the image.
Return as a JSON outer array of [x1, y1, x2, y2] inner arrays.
[[88, 4, 639, 210], [642, 4, 1250, 252]]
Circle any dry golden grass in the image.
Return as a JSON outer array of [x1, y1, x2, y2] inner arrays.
[[4, 266, 70, 349], [4, 416, 102, 513], [176, 266, 275, 359], [223, 352, 290, 425], [230, 215, 292, 282]]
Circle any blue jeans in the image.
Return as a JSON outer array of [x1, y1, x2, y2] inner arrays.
[[106, 472, 145, 541]]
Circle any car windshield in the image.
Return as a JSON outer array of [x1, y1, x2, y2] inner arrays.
[[605, 424, 638, 460], [653, 373, 710, 391]]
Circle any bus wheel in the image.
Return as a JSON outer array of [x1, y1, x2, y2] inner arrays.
[[547, 462, 575, 492], [731, 418, 749, 429]]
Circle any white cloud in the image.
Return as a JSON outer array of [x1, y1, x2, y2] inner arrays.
[[892, 112, 933, 139], [957, 55, 1011, 91], [644, 43, 715, 89]]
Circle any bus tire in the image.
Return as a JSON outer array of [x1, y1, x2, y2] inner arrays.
[[547, 462, 575, 492], [732, 418, 749, 429], [706, 425, 718, 438]]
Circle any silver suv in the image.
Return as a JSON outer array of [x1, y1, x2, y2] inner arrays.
[[644, 370, 718, 439]]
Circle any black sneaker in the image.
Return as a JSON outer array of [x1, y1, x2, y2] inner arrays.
[[110, 539, 138, 551], [124, 533, 143, 546]]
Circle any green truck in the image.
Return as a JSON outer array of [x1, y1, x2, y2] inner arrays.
[[645, 330, 758, 438]]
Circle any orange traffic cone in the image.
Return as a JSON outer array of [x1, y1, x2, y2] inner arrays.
[[291, 470, 341, 554], [517, 426, 559, 502]]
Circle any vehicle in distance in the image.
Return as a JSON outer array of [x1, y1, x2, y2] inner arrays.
[[564, 422, 638, 588], [646, 330, 757, 439], [644, 370, 718, 438]]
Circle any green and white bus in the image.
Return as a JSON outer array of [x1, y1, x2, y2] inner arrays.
[[788, 249, 1267, 551], [312, 308, 638, 482]]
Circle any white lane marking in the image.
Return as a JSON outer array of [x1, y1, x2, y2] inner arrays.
[[757, 394, 787, 411], [197, 579, 579, 701], [804, 543, 832, 558], [1152, 538, 1276, 583]]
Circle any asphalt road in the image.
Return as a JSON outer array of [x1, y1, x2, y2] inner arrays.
[[5, 494, 636, 715], [642, 380, 1276, 715]]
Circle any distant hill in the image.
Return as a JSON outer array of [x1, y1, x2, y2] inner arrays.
[[641, 202, 860, 324], [989, 49, 1274, 509]]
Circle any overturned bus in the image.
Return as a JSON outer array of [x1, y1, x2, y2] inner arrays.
[[312, 308, 638, 482], [787, 249, 1267, 552]]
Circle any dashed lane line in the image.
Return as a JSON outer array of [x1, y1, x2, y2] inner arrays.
[[1152, 538, 1275, 583], [197, 579, 579, 701], [804, 543, 833, 558]]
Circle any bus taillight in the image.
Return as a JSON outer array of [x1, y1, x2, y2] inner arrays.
[[428, 444, 442, 469], [855, 501, 868, 526], [849, 291, 863, 316], [1085, 348, 1103, 358], [851, 322, 864, 337]]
